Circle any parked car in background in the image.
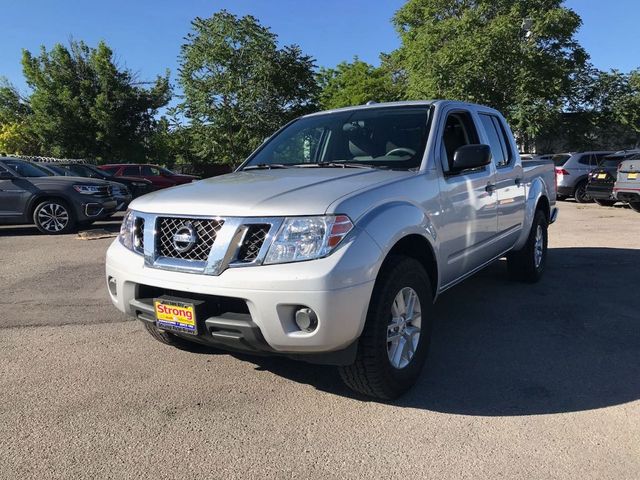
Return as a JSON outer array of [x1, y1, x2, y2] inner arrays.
[[554, 151, 613, 203], [98, 164, 199, 190], [613, 154, 640, 212], [0, 157, 117, 234], [32, 162, 133, 212], [586, 150, 640, 206], [55, 162, 152, 199]]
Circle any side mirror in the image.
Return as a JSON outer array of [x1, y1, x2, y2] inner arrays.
[[0, 169, 15, 180], [451, 144, 492, 172]]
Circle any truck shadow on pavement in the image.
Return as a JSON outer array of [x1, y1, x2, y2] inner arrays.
[[238, 247, 640, 415]]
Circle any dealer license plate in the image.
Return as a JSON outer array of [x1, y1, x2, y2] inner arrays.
[[628, 172, 638, 180], [154, 298, 197, 335]]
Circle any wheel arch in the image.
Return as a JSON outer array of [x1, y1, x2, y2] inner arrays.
[[357, 201, 440, 297], [28, 194, 77, 220]]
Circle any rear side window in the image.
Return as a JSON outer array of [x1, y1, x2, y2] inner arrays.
[[122, 166, 139, 176], [479, 114, 511, 167]]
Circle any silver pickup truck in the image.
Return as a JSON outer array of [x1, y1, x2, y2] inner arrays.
[[106, 100, 557, 399]]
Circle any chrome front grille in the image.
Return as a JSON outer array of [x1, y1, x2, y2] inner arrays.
[[237, 224, 270, 262], [157, 217, 224, 261], [132, 213, 283, 275]]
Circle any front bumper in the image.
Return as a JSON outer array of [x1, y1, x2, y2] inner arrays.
[[105, 231, 381, 361], [78, 198, 118, 221]]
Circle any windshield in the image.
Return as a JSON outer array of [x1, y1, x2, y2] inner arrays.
[[159, 167, 175, 175], [3, 159, 49, 177], [242, 106, 430, 170], [64, 164, 104, 178], [46, 165, 72, 176]]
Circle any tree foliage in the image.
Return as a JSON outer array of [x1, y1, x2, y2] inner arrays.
[[21, 40, 171, 160], [177, 11, 319, 166], [393, 0, 587, 148], [317, 58, 403, 110]]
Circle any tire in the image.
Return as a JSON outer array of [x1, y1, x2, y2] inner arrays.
[[143, 321, 212, 352], [339, 256, 433, 399], [33, 199, 77, 235], [630, 202, 640, 213], [595, 199, 616, 207], [573, 181, 593, 203], [507, 209, 548, 283]]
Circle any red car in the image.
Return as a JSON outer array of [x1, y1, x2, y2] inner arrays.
[[98, 164, 199, 190]]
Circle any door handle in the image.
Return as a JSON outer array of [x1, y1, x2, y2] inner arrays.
[[485, 183, 496, 194]]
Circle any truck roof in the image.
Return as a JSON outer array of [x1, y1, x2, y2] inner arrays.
[[303, 99, 504, 118]]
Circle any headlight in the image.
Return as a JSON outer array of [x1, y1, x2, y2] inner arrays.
[[73, 184, 103, 194], [119, 210, 135, 250], [264, 215, 353, 265]]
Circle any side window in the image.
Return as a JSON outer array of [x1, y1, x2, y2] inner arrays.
[[479, 114, 512, 168], [122, 166, 139, 176], [479, 114, 505, 167], [141, 166, 161, 176], [577, 154, 592, 166], [441, 111, 479, 170]]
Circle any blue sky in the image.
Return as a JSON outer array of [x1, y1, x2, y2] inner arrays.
[[2, 0, 638, 97]]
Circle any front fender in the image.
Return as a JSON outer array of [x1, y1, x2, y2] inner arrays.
[[357, 201, 439, 285]]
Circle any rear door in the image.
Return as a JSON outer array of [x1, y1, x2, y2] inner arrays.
[[477, 113, 525, 251], [436, 109, 498, 287]]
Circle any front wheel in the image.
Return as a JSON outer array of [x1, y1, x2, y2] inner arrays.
[[33, 199, 76, 235], [630, 202, 640, 213], [595, 199, 616, 207], [507, 209, 548, 283], [339, 256, 433, 399]]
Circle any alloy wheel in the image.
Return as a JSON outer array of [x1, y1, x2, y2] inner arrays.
[[387, 286, 422, 369]]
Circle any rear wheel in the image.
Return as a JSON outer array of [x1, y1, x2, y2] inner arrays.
[[339, 256, 433, 399], [630, 202, 640, 213], [595, 199, 616, 207], [33, 199, 76, 235], [507, 209, 548, 283], [573, 181, 592, 203]]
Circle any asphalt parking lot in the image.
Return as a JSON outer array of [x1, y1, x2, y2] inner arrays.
[[1, 202, 639, 479]]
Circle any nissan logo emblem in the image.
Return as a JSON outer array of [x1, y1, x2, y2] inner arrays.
[[172, 223, 197, 253]]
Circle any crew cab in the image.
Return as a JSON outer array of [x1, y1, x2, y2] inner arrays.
[[106, 101, 557, 399], [0, 157, 117, 234]]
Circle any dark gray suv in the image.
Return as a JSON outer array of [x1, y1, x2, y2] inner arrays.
[[0, 158, 117, 234]]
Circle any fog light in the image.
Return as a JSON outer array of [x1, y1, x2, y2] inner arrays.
[[295, 307, 318, 332], [108, 276, 117, 297]]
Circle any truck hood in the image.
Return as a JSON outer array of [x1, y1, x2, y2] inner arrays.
[[129, 168, 411, 217]]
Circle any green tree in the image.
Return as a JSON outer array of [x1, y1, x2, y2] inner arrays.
[[0, 79, 39, 154], [317, 57, 403, 110], [177, 11, 319, 167], [393, 0, 587, 149], [21, 40, 170, 161]]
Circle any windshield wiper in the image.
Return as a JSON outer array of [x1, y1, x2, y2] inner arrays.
[[295, 162, 380, 170], [243, 163, 292, 171]]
